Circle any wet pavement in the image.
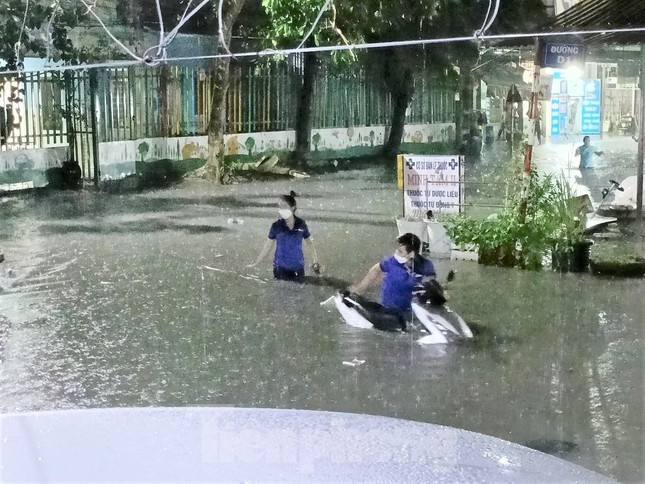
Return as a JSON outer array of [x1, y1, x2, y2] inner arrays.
[[0, 140, 643, 482]]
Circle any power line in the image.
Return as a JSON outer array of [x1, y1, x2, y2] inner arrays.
[[217, 0, 235, 59], [144, 0, 217, 64], [296, 0, 333, 50], [475, 0, 499, 37], [14, 0, 31, 71], [157, 26, 645, 62], [154, 0, 165, 59], [79, 0, 142, 62], [2, 26, 645, 76], [482, 0, 501, 35]]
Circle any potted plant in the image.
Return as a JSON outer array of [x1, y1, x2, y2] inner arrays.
[[444, 211, 522, 268], [444, 170, 581, 271], [548, 177, 593, 272]]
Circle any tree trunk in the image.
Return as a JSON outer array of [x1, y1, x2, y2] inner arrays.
[[159, 64, 170, 138], [383, 89, 413, 160], [291, 49, 317, 169], [63, 71, 76, 162], [204, 0, 245, 184], [382, 50, 414, 161], [206, 59, 231, 183]]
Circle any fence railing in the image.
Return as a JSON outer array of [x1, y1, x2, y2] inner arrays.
[[0, 71, 69, 150], [1, 58, 458, 151]]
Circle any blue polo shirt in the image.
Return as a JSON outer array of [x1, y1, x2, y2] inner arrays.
[[380, 255, 436, 312], [269, 216, 311, 270]]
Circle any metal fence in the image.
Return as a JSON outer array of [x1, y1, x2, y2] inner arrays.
[[0, 70, 98, 182], [1, 58, 458, 178], [0, 71, 68, 149], [91, 57, 457, 141]]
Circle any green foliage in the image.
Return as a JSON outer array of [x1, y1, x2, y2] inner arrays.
[[0, 0, 119, 69], [262, 0, 331, 46], [261, 0, 360, 68], [258, 0, 548, 159], [445, 169, 586, 270], [548, 176, 587, 253]]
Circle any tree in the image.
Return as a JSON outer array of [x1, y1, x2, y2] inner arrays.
[[261, 0, 331, 169], [332, 0, 442, 160], [333, 0, 547, 159], [270, 0, 546, 161], [425, 0, 546, 149], [115, 0, 257, 184], [203, 0, 246, 184], [0, 0, 87, 70], [261, 0, 445, 162], [378, 47, 418, 159]]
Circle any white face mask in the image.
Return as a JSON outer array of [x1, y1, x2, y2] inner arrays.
[[279, 209, 293, 219], [393, 253, 409, 264]]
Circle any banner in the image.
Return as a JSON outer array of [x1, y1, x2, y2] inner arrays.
[[550, 72, 600, 136], [581, 80, 601, 134], [401, 155, 464, 219], [537, 74, 553, 101]]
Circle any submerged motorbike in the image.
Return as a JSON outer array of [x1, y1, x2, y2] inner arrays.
[[321, 279, 473, 345]]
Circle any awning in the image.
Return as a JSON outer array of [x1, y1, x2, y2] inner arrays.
[[475, 60, 532, 99], [495, 0, 645, 47], [548, 0, 645, 44]]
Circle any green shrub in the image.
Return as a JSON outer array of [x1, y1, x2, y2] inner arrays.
[[444, 169, 586, 270]]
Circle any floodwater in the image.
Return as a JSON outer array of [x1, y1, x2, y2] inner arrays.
[[0, 141, 643, 482]]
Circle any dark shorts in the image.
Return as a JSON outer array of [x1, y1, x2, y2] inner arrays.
[[344, 293, 407, 332], [273, 266, 305, 283]]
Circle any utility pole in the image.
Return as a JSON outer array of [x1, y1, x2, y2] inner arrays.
[[637, 43, 644, 219], [523, 39, 541, 173]]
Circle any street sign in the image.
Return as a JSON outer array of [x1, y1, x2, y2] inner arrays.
[[543, 43, 586, 68]]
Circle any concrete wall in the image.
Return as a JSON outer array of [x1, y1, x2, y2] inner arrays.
[[98, 123, 456, 180], [0, 122, 457, 188], [0, 146, 68, 190]]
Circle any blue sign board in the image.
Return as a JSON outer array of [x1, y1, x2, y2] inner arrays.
[[543, 43, 586, 68], [550, 73, 600, 136], [550, 99, 559, 136], [550, 72, 566, 136], [581, 79, 601, 134]]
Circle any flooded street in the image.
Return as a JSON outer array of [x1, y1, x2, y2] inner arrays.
[[0, 144, 643, 482]]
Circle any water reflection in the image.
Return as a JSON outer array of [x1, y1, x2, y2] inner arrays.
[[0, 162, 642, 482]]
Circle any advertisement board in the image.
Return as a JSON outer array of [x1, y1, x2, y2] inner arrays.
[[550, 72, 601, 136], [400, 155, 464, 219], [581, 79, 601, 134]]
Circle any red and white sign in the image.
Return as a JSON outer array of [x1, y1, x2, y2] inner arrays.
[[402, 155, 464, 218]]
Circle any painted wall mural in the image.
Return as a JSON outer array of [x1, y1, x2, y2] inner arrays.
[[0, 122, 457, 187], [0, 146, 68, 190], [97, 123, 455, 181]]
